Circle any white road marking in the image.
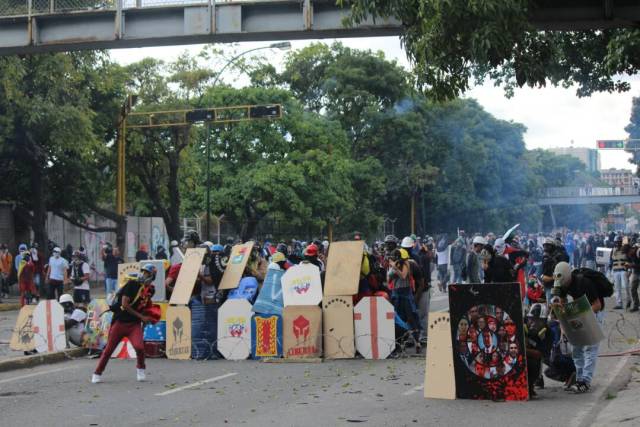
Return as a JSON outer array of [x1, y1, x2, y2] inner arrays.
[[568, 355, 630, 427], [155, 372, 238, 396], [0, 365, 78, 385], [403, 385, 424, 396]]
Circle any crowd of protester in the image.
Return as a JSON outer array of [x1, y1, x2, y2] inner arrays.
[[5, 226, 631, 396]]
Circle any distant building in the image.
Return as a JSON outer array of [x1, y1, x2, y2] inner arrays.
[[600, 168, 636, 190], [548, 147, 601, 172]]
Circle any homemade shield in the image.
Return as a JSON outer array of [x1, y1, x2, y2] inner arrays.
[[218, 241, 255, 290], [217, 299, 252, 360], [251, 314, 283, 359], [424, 313, 456, 400], [353, 296, 395, 360], [32, 300, 66, 353], [448, 283, 529, 401], [83, 299, 112, 350], [281, 262, 322, 307], [283, 305, 322, 359], [118, 263, 140, 288], [552, 295, 605, 347], [323, 241, 365, 296], [142, 259, 166, 302], [166, 305, 192, 360], [322, 296, 355, 359], [168, 247, 206, 305], [10, 305, 35, 351]]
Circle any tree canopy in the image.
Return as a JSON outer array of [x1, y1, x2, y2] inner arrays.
[[338, 0, 640, 100]]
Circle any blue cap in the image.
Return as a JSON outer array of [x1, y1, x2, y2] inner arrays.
[[211, 244, 224, 252], [18, 244, 27, 251]]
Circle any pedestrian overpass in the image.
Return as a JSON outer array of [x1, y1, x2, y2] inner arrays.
[[0, 0, 639, 55], [538, 187, 640, 206]]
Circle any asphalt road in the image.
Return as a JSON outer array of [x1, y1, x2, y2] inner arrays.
[[0, 351, 630, 427], [0, 293, 637, 427]]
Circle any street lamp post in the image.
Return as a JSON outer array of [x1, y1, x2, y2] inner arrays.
[[204, 42, 291, 241]]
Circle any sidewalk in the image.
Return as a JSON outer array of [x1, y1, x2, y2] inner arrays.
[[592, 358, 640, 426]]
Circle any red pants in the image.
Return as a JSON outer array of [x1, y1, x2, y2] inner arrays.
[[94, 320, 145, 375]]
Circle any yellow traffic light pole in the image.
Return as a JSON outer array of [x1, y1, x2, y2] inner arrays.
[[115, 101, 282, 223]]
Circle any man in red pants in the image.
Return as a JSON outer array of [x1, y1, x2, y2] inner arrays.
[[92, 264, 157, 383]]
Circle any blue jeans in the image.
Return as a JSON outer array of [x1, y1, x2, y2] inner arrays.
[[105, 278, 117, 295], [572, 310, 604, 384]]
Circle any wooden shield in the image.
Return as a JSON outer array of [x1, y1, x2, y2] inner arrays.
[[322, 296, 355, 359], [218, 241, 255, 290], [251, 314, 283, 359], [424, 313, 456, 400], [32, 300, 66, 353], [118, 263, 140, 288], [283, 305, 322, 359], [354, 296, 395, 360], [323, 241, 364, 296], [10, 305, 35, 351], [281, 262, 323, 307], [82, 299, 112, 350], [166, 305, 192, 360], [217, 299, 252, 360], [169, 248, 206, 305]]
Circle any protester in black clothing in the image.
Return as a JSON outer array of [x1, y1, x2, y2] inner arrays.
[[628, 244, 640, 312], [155, 246, 168, 260], [101, 245, 123, 295], [479, 245, 515, 283]]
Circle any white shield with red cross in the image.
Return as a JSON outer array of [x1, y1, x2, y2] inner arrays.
[[354, 296, 395, 360], [32, 300, 66, 353]]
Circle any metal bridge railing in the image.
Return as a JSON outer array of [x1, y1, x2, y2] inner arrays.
[[0, 0, 273, 18], [543, 186, 640, 198]]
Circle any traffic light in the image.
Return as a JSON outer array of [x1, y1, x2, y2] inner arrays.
[[249, 105, 281, 119], [596, 140, 625, 149], [186, 109, 214, 123]]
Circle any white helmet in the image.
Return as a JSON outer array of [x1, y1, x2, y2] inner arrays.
[[472, 236, 487, 245], [400, 236, 415, 249], [59, 294, 74, 304], [494, 238, 506, 255]]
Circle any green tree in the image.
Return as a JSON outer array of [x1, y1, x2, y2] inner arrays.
[[0, 52, 125, 251], [196, 86, 384, 240], [339, 0, 640, 100]]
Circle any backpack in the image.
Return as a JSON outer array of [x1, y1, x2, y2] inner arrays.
[[572, 267, 614, 298], [109, 280, 144, 314]]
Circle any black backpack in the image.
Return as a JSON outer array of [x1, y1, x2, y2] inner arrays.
[[572, 268, 614, 298], [108, 280, 144, 314]]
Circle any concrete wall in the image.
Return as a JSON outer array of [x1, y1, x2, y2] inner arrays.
[[46, 213, 168, 281]]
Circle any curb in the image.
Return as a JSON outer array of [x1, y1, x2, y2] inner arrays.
[[0, 303, 21, 312], [0, 347, 88, 373], [570, 354, 634, 427]]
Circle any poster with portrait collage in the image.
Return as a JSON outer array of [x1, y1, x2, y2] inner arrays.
[[448, 283, 529, 401]]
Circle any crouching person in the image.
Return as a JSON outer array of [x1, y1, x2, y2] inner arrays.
[[551, 262, 606, 393], [92, 264, 157, 383], [60, 294, 87, 347]]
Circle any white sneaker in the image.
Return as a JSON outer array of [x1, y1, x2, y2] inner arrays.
[[91, 374, 102, 384], [136, 368, 146, 382]]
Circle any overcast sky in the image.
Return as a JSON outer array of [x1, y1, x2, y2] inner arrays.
[[110, 36, 639, 171]]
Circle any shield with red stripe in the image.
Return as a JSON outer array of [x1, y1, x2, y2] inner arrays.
[[354, 296, 395, 359]]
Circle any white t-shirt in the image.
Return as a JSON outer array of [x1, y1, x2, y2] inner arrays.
[[48, 256, 69, 281], [436, 247, 450, 266], [71, 262, 91, 290]]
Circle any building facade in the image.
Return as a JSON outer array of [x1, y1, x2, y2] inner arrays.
[[548, 147, 601, 172]]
